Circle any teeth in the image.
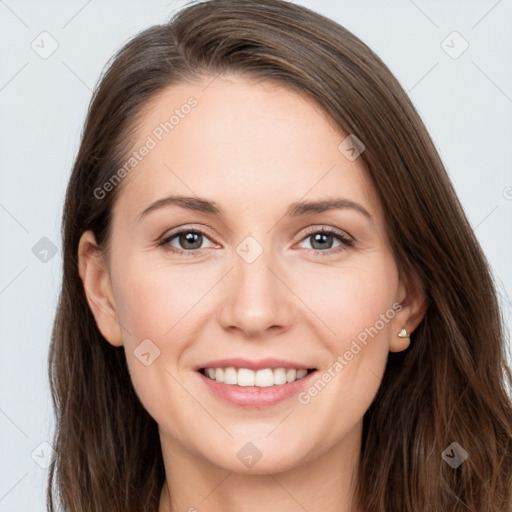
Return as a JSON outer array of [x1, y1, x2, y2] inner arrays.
[[224, 367, 237, 385], [202, 367, 312, 387], [274, 368, 287, 385], [286, 369, 296, 382], [238, 368, 255, 386], [296, 369, 307, 379]]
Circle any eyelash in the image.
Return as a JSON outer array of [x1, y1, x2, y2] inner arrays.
[[157, 226, 354, 257]]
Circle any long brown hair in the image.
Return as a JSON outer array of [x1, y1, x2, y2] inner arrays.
[[48, 0, 512, 510]]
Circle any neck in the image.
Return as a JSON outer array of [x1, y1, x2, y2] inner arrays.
[[158, 421, 362, 512]]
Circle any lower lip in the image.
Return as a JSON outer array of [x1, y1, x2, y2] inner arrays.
[[197, 370, 317, 409]]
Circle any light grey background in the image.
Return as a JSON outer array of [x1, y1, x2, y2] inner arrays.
[[1, 1, 511, 510]]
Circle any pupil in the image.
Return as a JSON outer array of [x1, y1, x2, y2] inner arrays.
[[312, 233, 332, 250], [181, 232, 201, 249]]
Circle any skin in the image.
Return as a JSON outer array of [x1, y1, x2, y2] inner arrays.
[[78, 75, 426, 512]]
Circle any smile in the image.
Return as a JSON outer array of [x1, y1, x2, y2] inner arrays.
[[200, 367, 314, 387], [197, 366, 318, 409]]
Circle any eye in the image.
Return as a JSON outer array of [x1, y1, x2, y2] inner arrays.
[[158, 228, 217, 256], [296, 227, 354, 255], [158, 226, 354, 257]]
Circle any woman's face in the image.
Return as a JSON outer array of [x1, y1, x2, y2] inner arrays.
[[80, 74, 422, 475]]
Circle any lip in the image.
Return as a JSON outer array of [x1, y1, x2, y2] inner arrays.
[[195, 357, 314, 372], [196, 368, 318, 409]]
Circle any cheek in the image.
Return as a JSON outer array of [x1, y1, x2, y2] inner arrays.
[[111, 263, 207, 426], [114, 250, 399, 369], [109, 260, 201, 392], [291, 257, 398, 414], [113, 260, 208, 346], [294, 255, 399, 348]]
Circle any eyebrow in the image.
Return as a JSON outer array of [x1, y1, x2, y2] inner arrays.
[[137, 194, 372, 222]]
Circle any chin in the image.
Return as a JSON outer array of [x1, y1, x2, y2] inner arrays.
[[196, 436, 311, 475]]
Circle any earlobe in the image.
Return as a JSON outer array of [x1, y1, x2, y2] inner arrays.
[[389, 275, 428, 353], [78, 231, 124, 347]]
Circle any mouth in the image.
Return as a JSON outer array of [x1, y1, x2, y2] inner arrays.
[[196, 366, 318, 408], [198, 366, 317, 387]]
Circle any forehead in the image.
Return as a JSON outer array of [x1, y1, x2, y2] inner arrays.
[[112, 74, 380, 226]]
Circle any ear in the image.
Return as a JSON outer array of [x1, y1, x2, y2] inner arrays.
[[389, 272, 428, 353], [77, 231, 123, 347]]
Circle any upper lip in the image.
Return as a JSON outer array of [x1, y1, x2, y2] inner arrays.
[[195, 358, 316, 371]]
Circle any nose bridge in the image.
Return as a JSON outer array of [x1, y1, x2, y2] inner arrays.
[[236, 235, 275, 293], [219, 233, 294, 337]]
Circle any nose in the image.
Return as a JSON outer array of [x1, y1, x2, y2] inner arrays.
[[218, 245, 297, 339]]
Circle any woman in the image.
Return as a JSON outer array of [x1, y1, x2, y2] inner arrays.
[[47, 0, 512, 510]]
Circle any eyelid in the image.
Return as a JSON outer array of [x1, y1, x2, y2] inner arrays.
[[299, 225, 353, 241], [159, 223, 215, 240]]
